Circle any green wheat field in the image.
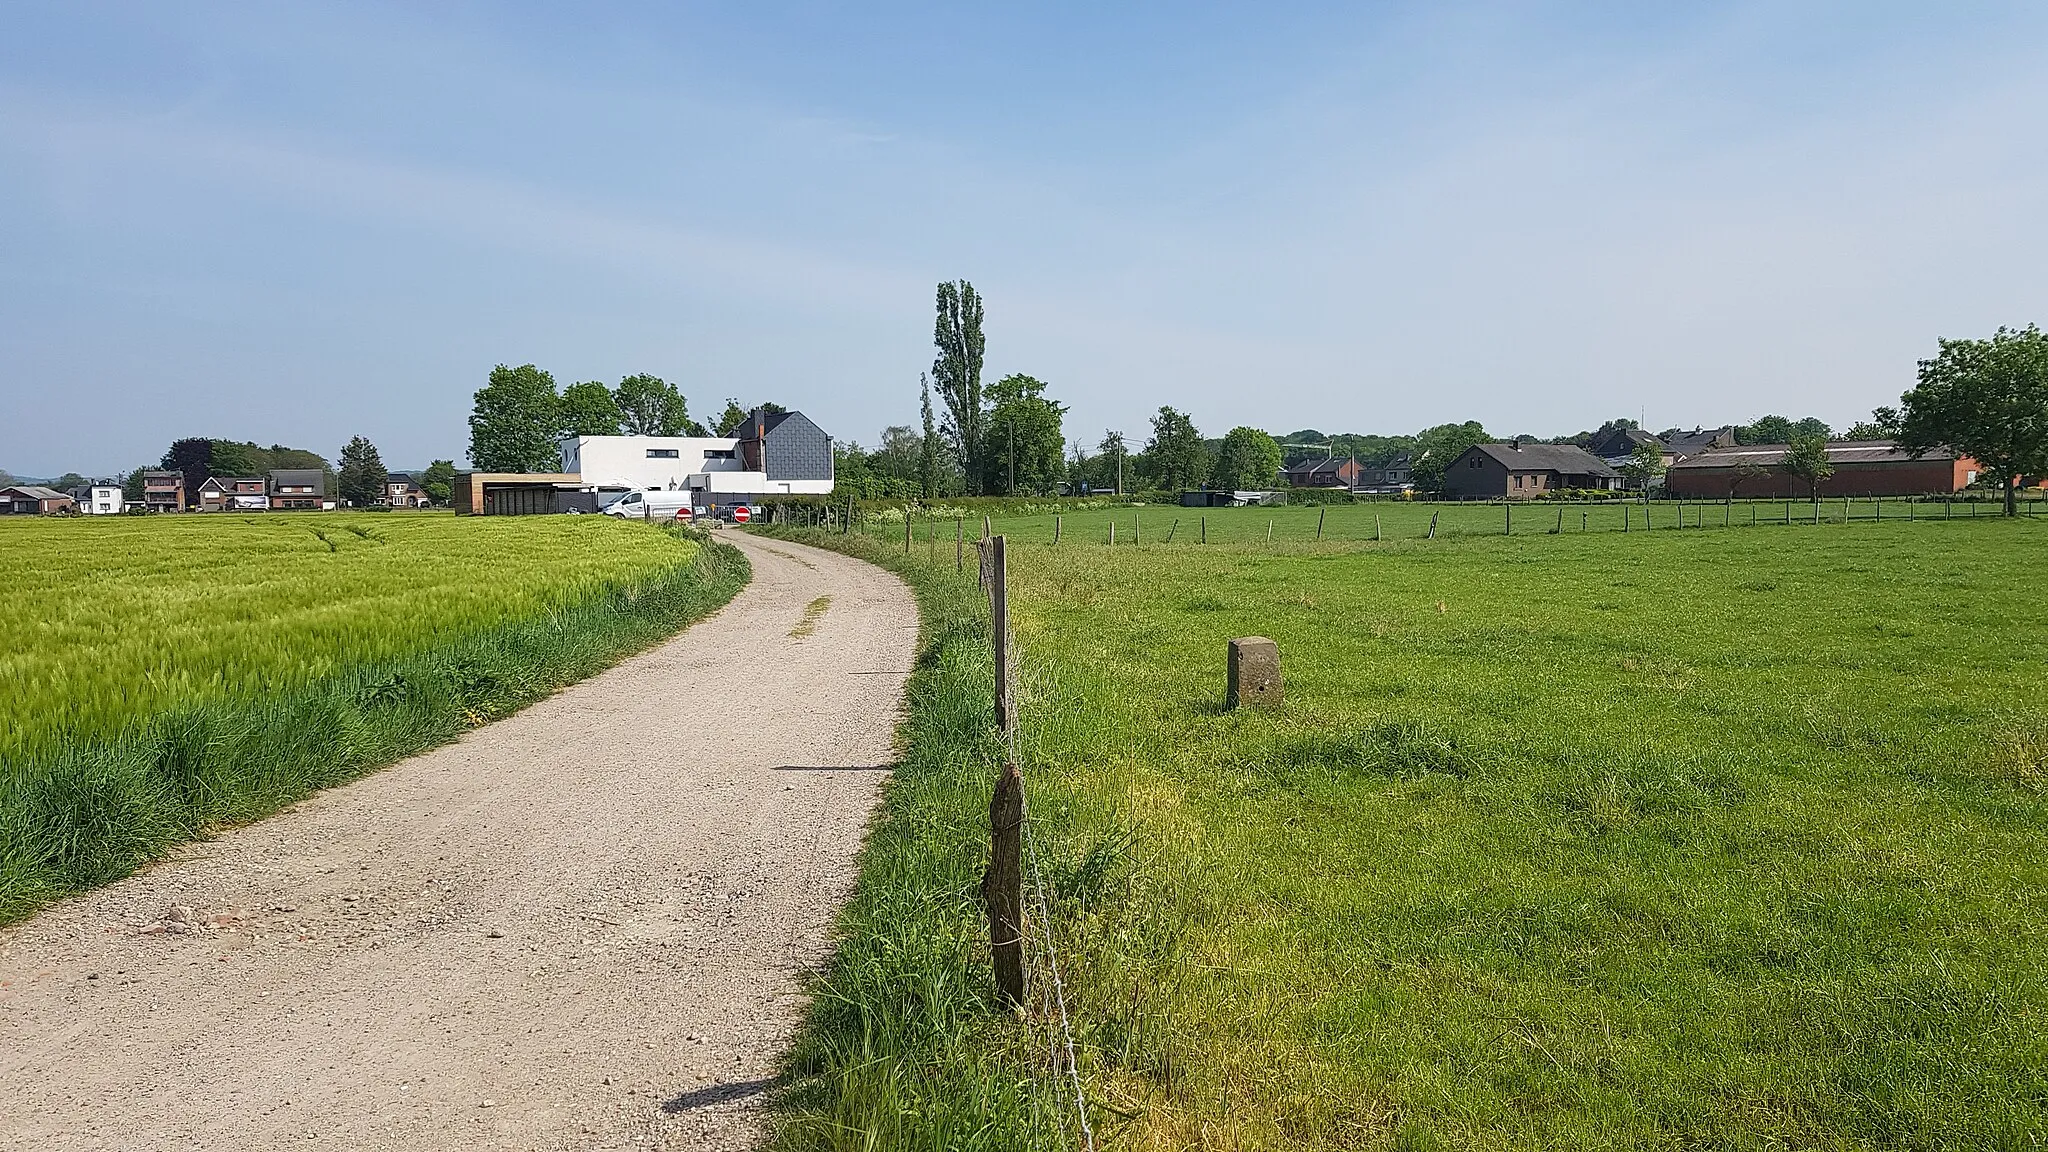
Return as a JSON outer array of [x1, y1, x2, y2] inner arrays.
[[0, 513, 741, 921], [772, 507, 2048, 1151]]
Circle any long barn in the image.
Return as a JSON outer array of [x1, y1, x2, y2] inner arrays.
[[1664, 442, 1980, 498]]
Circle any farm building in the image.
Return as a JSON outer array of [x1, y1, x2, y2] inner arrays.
[[1441, 442, 1619, 499], [68, 484, 123, 514], [0, 485, 76, 515], [143, 470, 185, 512], [1282, 457, 1361, 488], [1665, 442, 1982, 498], [453, 473, 591, 515]]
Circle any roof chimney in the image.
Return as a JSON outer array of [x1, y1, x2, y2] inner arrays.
[[1511, 436, 1522, 449]]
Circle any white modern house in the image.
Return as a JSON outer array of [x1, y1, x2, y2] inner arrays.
[[71, 485, 124, 515], [559, 408, 836, 509]]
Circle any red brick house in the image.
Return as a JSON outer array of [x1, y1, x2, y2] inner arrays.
[[1441, 442, 1620, 499], [142, 470, 186, 512], [1282, 457, 1362, 488], [1664, 442, 1981, 498], [197, 476, 270, 511]]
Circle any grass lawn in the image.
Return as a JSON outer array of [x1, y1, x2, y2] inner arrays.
[[777, 509, 2048, 1150], [0, 513, 744, 921]]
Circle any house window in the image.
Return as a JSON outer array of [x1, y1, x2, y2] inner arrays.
[[705, 450, 735, 460], [646, 448, 680, 459]]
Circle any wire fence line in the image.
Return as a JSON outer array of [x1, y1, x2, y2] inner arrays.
[[980, 533, 1097, 1152]]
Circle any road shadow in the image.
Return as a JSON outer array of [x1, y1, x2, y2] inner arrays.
[[661, 1077, 775, 1114]]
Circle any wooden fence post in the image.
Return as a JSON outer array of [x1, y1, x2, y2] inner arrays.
[[1135, 517, 1141, 546], [1054, 514, 1061, 546], [1166, 518, 1179, 543], [1376, 515, 1382, 541], [905, 512, 912, 552], [1317, 506, 1326, 540], [1109, 521, 1115, 546], [1427, 511, 1437, 539], [1266, 519, 1273, 544], [1201, 515, 1207, 544], [957, 517, 964, 572], [1504, 503, 1511, 535], [985, 760, 1025, 1008], [991, 536, 1014, 734]]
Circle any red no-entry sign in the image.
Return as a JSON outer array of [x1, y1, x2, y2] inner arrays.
[[732, 505, 751, 523], [674, 506, 694, 519]]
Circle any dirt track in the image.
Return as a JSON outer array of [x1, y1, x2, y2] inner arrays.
[[0, 532, 916, 1151]]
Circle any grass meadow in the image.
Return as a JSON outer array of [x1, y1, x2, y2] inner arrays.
[[0, 513, 744, 921], [768, 506, 2048, 1150]]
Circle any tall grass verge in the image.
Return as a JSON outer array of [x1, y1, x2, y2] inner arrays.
[[0, 533, 746, 922], [756, 525, 1065, 1152]]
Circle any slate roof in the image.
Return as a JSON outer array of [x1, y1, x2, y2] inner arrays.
[[1284, 457, 1354, 477], [1466, 443, 1620, 477], [268, 468, 327, 493], [1588, 427, 1661, 457], [1670, 441, 1956, 469], [1663, 427, 1738, 455]]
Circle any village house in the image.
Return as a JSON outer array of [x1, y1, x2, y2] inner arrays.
[[1664, 442, 1981, 498], [1352, 453, 1413, 494], [198, 476, 271, 512], [1281, 456, 1362, 489], [0, 485, 77, 515], [382, 474, 432, 508], [1441, 441, 1620, 499], [142, 470, 186, 512], [268, 468, 329, 510], [68, 484, 123, 515]]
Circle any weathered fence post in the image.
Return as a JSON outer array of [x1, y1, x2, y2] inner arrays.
[[1375, 515, 1382, 541], [1054, 514, 1061, 546], [984, 760, 1025, 1008], [905, 512, 913, 552], [1317, 506, 1326, 540], [991, 535, 1014, 733], [1201, 515, 1207, 544], [1266, 519, 1273, 544], [1505, 503, 1512, 535], [1427, 511, 1438, 539], [956, 517, 964, 572], [1166, 518, 1178, 543], [1108, 521, 1115, 546]]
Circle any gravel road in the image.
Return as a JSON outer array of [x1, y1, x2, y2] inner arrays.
[[0, 532, 916, 1151]]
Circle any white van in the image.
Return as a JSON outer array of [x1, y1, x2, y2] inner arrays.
[[602, 489, 694, 519]]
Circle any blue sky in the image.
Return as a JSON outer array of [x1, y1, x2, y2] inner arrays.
[[4, 1, 2047, 474]]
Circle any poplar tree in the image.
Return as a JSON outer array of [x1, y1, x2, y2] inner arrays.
[[932, 281, 986, 494], [918, 373, 941, 499]]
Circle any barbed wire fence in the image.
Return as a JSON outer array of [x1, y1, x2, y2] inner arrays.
[[980, 532, 1098, 1152]]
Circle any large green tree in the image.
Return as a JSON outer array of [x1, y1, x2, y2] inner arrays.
[[1409, 421, 1489, 494], [337, 435, 389, 506], [1212, 426, 1283, 490], [1142, 406, 1207, 493], [1738, 415, 1795, 445], [559, 381, 623, 437], [420, 459, 457, 505], [932, 281, 987, 493], [469, 364, 561, 472], [1098, 430, 1129, 495], [1900, 324, 2048, 515], [160, 437, 212, 506], [981, 374, 1067, 495], [613, 374, 695, 436]]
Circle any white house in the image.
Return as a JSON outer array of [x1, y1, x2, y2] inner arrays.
[[71, 485, 124, 515], [559, 409, 836, 509]]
